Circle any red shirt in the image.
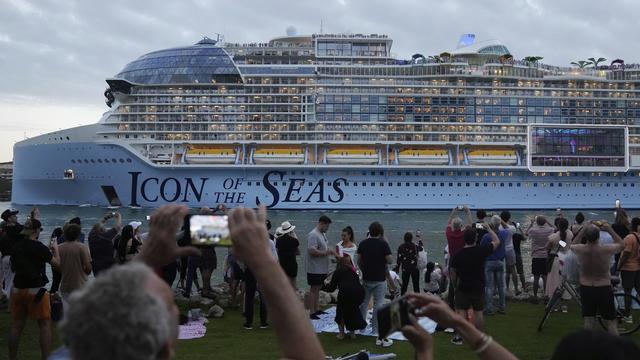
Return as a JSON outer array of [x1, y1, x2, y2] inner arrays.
[[446, 225, 465, 259]]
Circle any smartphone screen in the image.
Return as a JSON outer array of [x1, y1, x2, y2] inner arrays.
[[146, 215, 151, 221], [615, 199, 621, 208], [377, 297, 411, 339], [188, 215, 231, 246], [559, 240, 567, 248], [475, 223, 483, 230]]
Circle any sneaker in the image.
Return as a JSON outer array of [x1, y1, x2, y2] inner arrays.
[[623, 316, 633, 324], [242, 324, 253, 330], [443, 327, 455, 333], [451, 335, 463, 345], [375, 338, 393, 347], [561, 305, 568, 313], [310, 314, 320, 320], [259, 323, 269, 329]]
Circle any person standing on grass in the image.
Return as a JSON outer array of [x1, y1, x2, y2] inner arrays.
[[445, 205, 473, 308], [499, 211, 520, 296], [397, 232, 420, 295], [322, 254, 366, 340], [526, 215, 555, 303], [275, 220, 300, 288], [336, 226, 358, 271], [545, 218, 573, 299], [616, 217, 640, 323], [480, 215, 509, 315], [9, 219, 60, 360], [570, 222, 624, 335], [57, 224, 92, 306], [88, 212, 122, 276], [305, 215, 334, 319], [449, 224, 500, 346], [510, 225, 527, 294], [1, 208, 23, 300], [358, 221, 394, 348]]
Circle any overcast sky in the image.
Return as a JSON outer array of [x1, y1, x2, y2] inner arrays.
[[1, 0, 639, 162]]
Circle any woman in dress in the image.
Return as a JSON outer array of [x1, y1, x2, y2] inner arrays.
[[322, 255, 366, 339], [275, 221, 299, 288], [115, 225, 142, 264], [545, 218, 573, 299], [336, 226, 357, 270]]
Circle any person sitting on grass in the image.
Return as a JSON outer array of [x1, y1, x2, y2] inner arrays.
[[401, 293, 518, 360], [56, 205, 325, 360], [322, 254, 366, 340]]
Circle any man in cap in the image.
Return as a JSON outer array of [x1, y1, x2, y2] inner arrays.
[[1, 209, 23, 299], [9, 218, 60, 359]]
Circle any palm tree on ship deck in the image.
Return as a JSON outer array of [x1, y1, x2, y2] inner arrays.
[[523, 56, 543, 66], [587, 57, 607, 68], [570, 60, 591, 69]]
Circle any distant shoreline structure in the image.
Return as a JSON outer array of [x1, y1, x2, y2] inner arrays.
[[0, 162, 12, 201]]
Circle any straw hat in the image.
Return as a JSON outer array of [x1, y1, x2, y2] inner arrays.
[[276, 221, 295, 237]]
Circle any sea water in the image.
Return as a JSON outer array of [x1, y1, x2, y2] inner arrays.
[[0, 202, 617, 290]]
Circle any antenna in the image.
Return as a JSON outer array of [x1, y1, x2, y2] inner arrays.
[[214, 33, 225, 43]]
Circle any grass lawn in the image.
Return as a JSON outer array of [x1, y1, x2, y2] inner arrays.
[[1, 301, 638, 359]]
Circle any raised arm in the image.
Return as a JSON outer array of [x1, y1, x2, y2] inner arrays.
[[406, 294, 518, 360], [230, 207, 325, 360], [602, 222, 625, 252], [484, 224, 500, 250], [448, 207, 457, 225], [463, 205, 473, 226]]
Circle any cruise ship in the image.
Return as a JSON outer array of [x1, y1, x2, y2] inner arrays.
[[11, 33, 640, 209]]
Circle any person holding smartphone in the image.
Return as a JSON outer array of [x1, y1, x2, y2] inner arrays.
[[544, 218, 573, 302]]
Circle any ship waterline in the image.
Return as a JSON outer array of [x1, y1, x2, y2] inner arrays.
[[11, 33, 640, 208]]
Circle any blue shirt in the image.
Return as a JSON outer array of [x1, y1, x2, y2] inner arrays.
[[480, 229, 509, 261]]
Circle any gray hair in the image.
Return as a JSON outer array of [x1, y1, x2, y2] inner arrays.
[[451, 217, 463, 231], [60, 262, 174, 360], [489, 215, 502, 230]]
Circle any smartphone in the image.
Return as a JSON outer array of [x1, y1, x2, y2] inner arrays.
[[559, 240, 567, 248], [146, 215, 151, 221], [556, 208, 561, 213], [515, 222, 520, 228], [111, 212, 117, 217], [456, 205, 464, 211], [615, 199, 621, 208], [186, 214, 231, 246], [377, 296, 411, 339], [475, 223, 484, 230]]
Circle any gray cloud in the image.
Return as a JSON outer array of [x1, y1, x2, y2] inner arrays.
[[1, 0, 640, 160]]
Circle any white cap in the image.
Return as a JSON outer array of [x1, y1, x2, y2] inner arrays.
[[129, 221, 142, 230]]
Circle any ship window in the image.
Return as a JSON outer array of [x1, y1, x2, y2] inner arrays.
[[353, 182, 358, 187], [414, 172, 418, 176], [414, 182, 418, 187], [558, 183, 563, 187], [256, 182, 260, 186], [389, 182, 393, 187], [508, 183, 512, 187], [406, 182, 410, 187], [397, 172, 401, 176], [71, 160, 76, 164], [248, 182, 252, 186], [483, 183, 488, 187], [517, 183, 521, 187], [440, 172, 445, 176], [457, 183, 461, 187], [423, 182, 427, 186], [432, 182, 436, 186], [606, 183, 611, 187], [90, 159, 95, 163], [534, 183, 538, 187], [449, 183, 453, 187], [500, 183, 504, 187], [623, 183, 627, 187], [370, 182, 375, 187], [66, 136, 69, 140], [77, 159, 82, 163], [119, 159, 124, 163], [632, 183, 635, 187], [440, 183, 445, 187], [308, 182, 312, 186], [466, 183, 470, 187], [397, 182, 401, 186], [550, 183, 554, 187], [83, 159, 89, 163], [126, 158, 132, 163], [583, 183, 587, 187], [406, 172, 410, 176], [111, 158, 117, 163], [97, 159, 103, 163], [614, 183, 618, 187]]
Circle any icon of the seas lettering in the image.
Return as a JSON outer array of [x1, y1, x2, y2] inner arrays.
[[129, 172, 209, 206], [256, 170, 346, 207]]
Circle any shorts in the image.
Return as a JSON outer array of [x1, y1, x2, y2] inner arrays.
[[455, 290, 484, 311], [505, 250, 516, 267], [307, 273, 327, 286], [10, 288, 51, 321], [621, 270, 640, 291], [580, 285, 615, 320], [532, 258, 547, 276]]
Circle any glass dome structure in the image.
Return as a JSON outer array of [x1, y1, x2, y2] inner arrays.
[[114, 38, 242, 85]]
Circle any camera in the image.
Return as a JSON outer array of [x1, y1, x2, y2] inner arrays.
[[615, 199, 621, 208], [186, 214, 231, 247], [456, 205, 464, 211], [475, 223, 484, 230], [377, 296, 412, 339]]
